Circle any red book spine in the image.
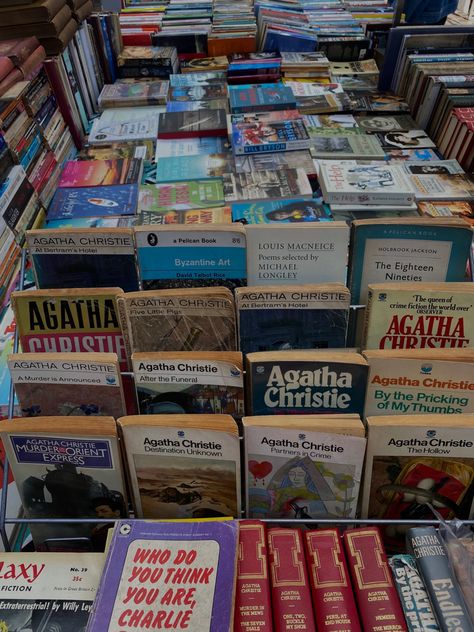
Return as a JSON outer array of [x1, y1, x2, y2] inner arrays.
[[304, 529, 362, 632], [267, 527, 316, 632], [343, 527, 408, 632], [43, 58, 82, 149], [234, 521, 273, 632]]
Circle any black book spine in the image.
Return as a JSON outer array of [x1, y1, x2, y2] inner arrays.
[[407, 527, 473, 632]]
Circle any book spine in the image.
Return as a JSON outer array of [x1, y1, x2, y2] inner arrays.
[[43, 59, 83, 150], [304, 529, 362, 632], [267, 527, 316, 632], [407, 527, 473, 632], [234, 521, 273, 632], [100, 15, 117, 83], [343, 527, 408, 632]]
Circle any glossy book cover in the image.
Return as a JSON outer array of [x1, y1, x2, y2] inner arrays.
[[58, 159, 143, 188], [47, 185, 138, 219]]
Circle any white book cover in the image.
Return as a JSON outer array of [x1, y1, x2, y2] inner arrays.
[[285, 82, 344, 97], [88, 108, 161, 144]]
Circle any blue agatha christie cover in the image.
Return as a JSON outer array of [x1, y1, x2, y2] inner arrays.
[[87, 519, 238, 632], [248, 355, 368, 415], [348, 222, 474, 304], [231, 198, 332, 223], [228, 83, 296, 113], [47, 184, 138, 219]]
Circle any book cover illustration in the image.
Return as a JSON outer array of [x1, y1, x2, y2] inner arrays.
[[374, 129, 437, 150], [166, 99, 229, 112], [362, 415, 474, 550], [355, 114, 417, 132], [232, 119, 310, 154], [228, 83, 296, 113], [0, 418, 127, 551], [88, 108, 160, 144], [155, 154, 233, 183], [26, 228, 140, 292], [10, 352, 126, 419], [244, 419, 366, 520], [98, 81, 169, 107], [232, 198, 332, 223], [118, 416, 241, 519], [286, 82, 344, 97], [154, 137, 228, 159], [247, 353, 368, 416], [138, 180, 225, 214], [47, 184, 138, 220], [122, 290, 236, 353], [87, 519, 238, 632], [169, 72, 227, 86], [157, 109, 227, 138], [236, 286, 349, 354], [310, 133, 386, 159], [79, 141, 154, 162], [349, 221, 473, 304], [0, 552, 104, 632], [134, 206, 231, 227], [12, 288, 129, 371], [233, 150, 316, 176], [223, 168, 312, 201], [411, 174, 474, 201], [385, 148, 440, 162], [363, 283, 474, 350], [168, 84, 228, 102], [58, 159, 143, 188], [132, 353, 244, 417], [135, 225, 246, 291]]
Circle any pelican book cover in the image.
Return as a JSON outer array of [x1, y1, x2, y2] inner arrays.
[[243, 415, 366, 520], [118, 415, 241, 520], [86, 519, 238, 632]]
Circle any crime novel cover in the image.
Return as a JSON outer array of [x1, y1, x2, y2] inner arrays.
[[118, 415, 241, 519], [243, 415, 366, 520], [87, 519, 238, 632], [246, 352, 368, 416], [362, 282, 474, 350], [0, 417, 128, 551], [10, 352, 127, 419], [132, 352, 244, 418], [26, 228, 140, 292], [0, 552, 104, 632], [235, 285, 350, 354], [362, 414, 474, 550], [11, 288, 129, 371]]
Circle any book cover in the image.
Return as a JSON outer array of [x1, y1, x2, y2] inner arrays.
[[343, 527, 408, 631], [246, 351, 368, 416], [79, 140, 154, 161], [156, 154, 233, 183], [0, 552, 104, 630], [47, 184, 139, 219], [228, 84, 296, 113], [319, 162, 416, 206], [158, 109, 228, 138], [406, 527, 473, 632], [232, 119, 311, 155], [310, 132, 387, 160], [363, 349, 474, 418], [135, 224, 246, 291], [386, 148, 441, 162], [98, 81, 169, 108], [232, 198, 332, 223], [132, 351, 244, 417], [58, 158, 143, 188], [12, 288, 129, 371], [166, 98, 229, 112], [118, 415, 241, 519], [223, 168, 313, 202], [362, 415, 474, 550], [134, 206, 231, 227], [87, 519, 238, 632], [267, 528, 316, 632], [411, 174, 474, 201], [154, 136, 228, 158], [0, 416, 128, 551], [169, 72, 227, 86], [233, 150, 316, 177], [235, 284, 349, 354], [120, 288, 237, 354], [389, 554, 440, 632], [244, 223, 349, 286], [304, 529, 362, 632], [168, 83, 228, 102], [138, 180, 225, 214], [374, 130, 437, 150], [234, 520, 273, 632], [243, 415, 366, 520], [362, 282, 474, 350], [10, 351, 126, 418], [355, 114, 417, 132], [26, 228, 140, 292], [348, 219, 473, 304], [88, 107, 160, 144]]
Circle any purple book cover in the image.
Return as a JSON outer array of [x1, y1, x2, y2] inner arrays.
[[86, 519, 239, 632]]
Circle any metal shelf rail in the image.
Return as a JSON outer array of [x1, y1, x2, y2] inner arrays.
[[0, 249, 473, 552]]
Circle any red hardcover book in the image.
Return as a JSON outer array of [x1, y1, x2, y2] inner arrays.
[[43, 57, 83, 149], [0, 58, 14, 83], [234, 520, 273, 632], [0, 37, 40, 66], [343, 527, 408, 632], [304, 529, 362, 632], [267, 527, 316, 632], [19, 45, 46, 80]]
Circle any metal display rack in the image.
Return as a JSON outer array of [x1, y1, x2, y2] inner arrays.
[[0, 248, 473, 553]]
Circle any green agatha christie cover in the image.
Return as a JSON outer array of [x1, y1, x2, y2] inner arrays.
[[247, 353, 368, 415]]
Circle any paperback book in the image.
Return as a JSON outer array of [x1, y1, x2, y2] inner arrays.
[[58, 159, 143, 188], [246, 351, 368, 416], [98, 81, 169, 108], [118, 414, 241, 519], [47, 184, 139, 220], [232, 198, 332, 224], [235, 284, 350, 354], [243, 415, 366, 520], [223, 168, 313, 203], [228, 83, 297, 113], [88, 108, 160, 144], [138, 180, 225, 214], [155, 153, 234, 182], [310, 132, 386, 160], [232, 118, 311, 155], [157, 109, 228, 138], [132, 351, 244, 417]]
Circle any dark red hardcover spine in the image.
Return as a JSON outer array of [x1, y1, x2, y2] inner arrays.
[[267, 527, 316, 632], [304, 529, 362, 632], [43, 58, 82, 149], [234, 520, 273, 632], [343, 527, 408, 632]]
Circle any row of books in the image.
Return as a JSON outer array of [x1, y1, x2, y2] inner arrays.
[[2, 520, 473, 632], [3, 410, 474, 557]]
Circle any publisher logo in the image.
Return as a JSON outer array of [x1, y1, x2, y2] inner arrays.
[[230, 367, 241, 378], [377, 293, 387, 302], [178, 431, 185, 437], [420, 364, 432, 375], [426, 430, 436, 438], [256, 365, 265, 374]]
